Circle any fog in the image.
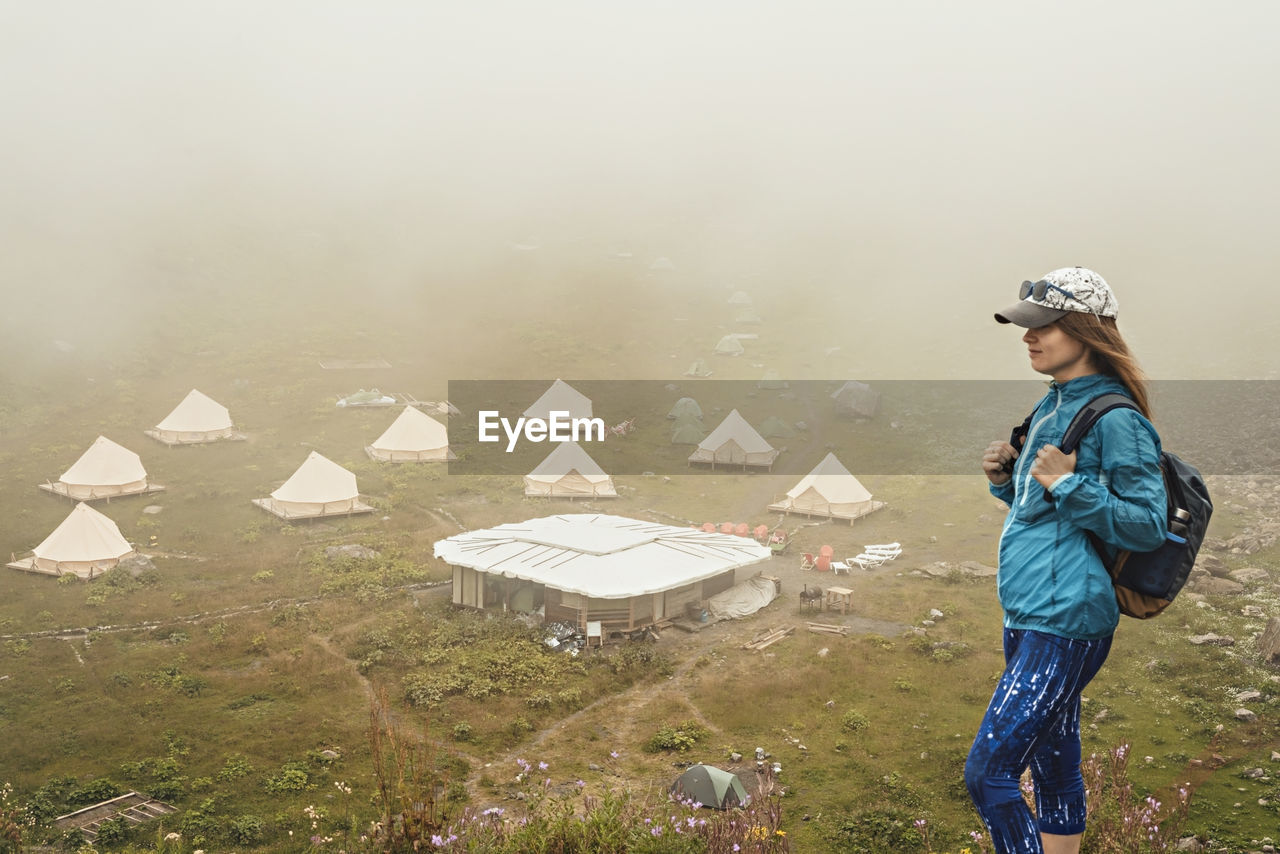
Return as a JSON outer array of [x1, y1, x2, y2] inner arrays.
[[3, 0, 1278, 386]]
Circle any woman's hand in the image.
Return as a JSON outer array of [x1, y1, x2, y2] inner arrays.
[[982, 440, 1019, 485], [1030, 444, 1076, 490]]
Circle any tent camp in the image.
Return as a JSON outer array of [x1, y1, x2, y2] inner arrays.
[[757, 415, 796, 439], [366, 406, 455, 462], [40, 436, 163, 501], [435, 514, 771, 636], [8, 502, 134, 579], [670, 421, 707, 445], [757, 371, 788, 390], [146, 389, 243, 445], [684, 359, 713, 377], [768, 452, 884, 523], [670, 765, 750, 810], [667, 397, 703, 420], [832, 380, 880, 418], [252, 451, 374, 520], [713, 335, 744, 356], [524, 379, 592, 422], [524, 442, 617, 498], [688, 410, 779, 470]]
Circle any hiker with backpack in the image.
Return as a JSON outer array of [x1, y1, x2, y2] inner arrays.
[[965, 267, 1170, 854]]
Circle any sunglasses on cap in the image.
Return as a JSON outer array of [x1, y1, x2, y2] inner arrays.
[[1019, 279, 1097, 313]]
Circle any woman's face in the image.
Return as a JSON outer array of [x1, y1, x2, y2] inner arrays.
[[1022, 323, 1094, 381]]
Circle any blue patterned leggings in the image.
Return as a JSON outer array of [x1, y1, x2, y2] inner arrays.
[[964, 628, 1113, 854]]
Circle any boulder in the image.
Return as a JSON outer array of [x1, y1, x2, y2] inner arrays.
[[325, 544, 380, 561], [1188, 634, 1235, 647], [1235, 708, 1258, 722], [1196, 554, 1227, 576], [1258, 618, 1280, 665], [1228, 567, 1271, 585], [1191, 577, 1245, 595]]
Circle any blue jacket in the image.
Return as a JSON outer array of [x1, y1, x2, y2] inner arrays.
[[989, 374, 1167, 639]]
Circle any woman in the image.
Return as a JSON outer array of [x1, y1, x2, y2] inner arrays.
[[965, 267, 1167, 854]]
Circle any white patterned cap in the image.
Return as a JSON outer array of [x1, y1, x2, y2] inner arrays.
[[995, 266, 1119, 327]]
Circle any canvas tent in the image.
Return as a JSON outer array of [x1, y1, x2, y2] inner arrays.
[[524, 379, 592, 422], [684, 359, 713, 377], [713, 335, 744, 356], [8, 502, 134, 579], [252, 451, 374, 520], [435, 514, 771, 636], [667, 397, 703, 420], [524, 442, 617, 498], [671, 765, 749, 810], [688, 410, 779, 469], [366, 406, 455, 462], [768, 452, 884, 523], [41, 436, 163, 501], [146, 389, 242, 445], [832, 380, 880, 418], [727, 290, 753, 306]]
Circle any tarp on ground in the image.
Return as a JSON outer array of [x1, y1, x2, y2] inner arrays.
[[707, 574, 778, 620]]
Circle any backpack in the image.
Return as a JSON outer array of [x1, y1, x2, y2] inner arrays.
[[1011, 392, 1213, 619]]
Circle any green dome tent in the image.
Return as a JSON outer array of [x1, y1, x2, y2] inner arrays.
[[670, 422, 708, 445], [667, 397, 703, 420], [670, 764, 749, 810], [757, 415, 796, 439]]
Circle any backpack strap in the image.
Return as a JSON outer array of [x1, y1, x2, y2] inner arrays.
[[1058, 393, 1138, 455]]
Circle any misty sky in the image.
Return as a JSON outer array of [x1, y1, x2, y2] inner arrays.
[[3, 0, 1278, 380]]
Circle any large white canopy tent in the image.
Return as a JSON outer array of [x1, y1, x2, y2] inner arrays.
[[524, 442, 617, 498], [146, 389, 242, 445], [40, 436, 163, 500], [366, 406, 454, 462], [768, 452, 884, 523], [435, 514, 772, 635], [687, 409, 779, 470], [8, 502, 134, 578], [252, 451, 373, 520]]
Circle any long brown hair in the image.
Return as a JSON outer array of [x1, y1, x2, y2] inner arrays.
[[1054, 311, 1152, 419]]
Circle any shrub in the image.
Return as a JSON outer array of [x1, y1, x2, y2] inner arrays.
[[226, 814, 265, 845], [841, 710, 870, 733], [263, 763, 311, 794], [644, 720, 711, 753], [452, 722, 474, 742]]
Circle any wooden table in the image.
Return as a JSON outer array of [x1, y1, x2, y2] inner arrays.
[[825, 586, 855, 615]]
